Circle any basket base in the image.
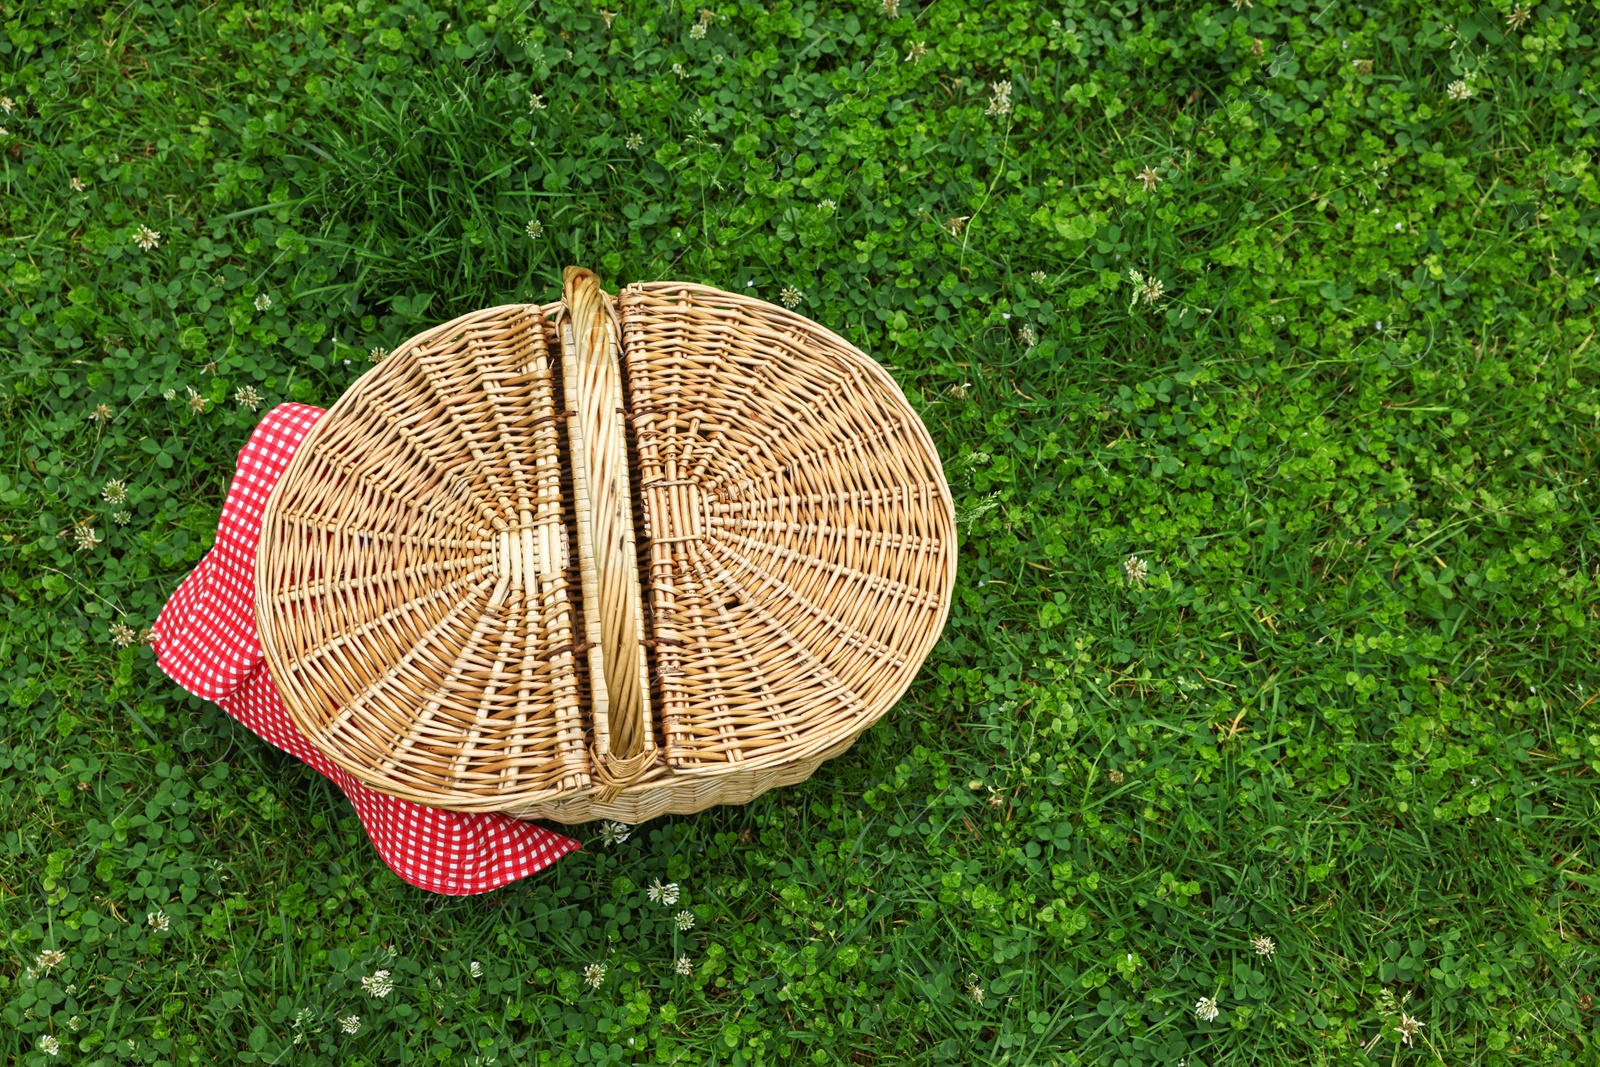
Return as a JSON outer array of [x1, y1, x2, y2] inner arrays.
[[507, 730, 862, 825]]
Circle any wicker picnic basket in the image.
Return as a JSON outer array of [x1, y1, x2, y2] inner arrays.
[[255, 268, 956, 824]]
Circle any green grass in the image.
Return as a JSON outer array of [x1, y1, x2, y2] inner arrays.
[[3, 0, 1600, 1063]]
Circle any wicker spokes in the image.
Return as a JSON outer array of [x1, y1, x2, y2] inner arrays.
[[256, 302, 591, 810], [618, 282, 955, 779], [257, 270, 956, 824]]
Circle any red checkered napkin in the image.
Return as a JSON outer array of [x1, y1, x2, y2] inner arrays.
[[150, 402, 580, 895]]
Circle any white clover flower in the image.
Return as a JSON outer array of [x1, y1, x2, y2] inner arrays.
[[1507, 4, 1532, 30], [905, 41, 928, 63], [671, 62, 686, 77], [0, 95, 12, 113], [469, 960, 482, 977], [134, 224, 161, 251], [369, 346, 389, 363], [525, 219, 544, 238], [186, 386, 209, 413], [780, 285, 803, 309], [676, 910, 696, 931], [89, 403, 112, 422], [819, 198, 837, 211], [675, 955, 694, 976], [339, 1014, 361, 1033], [103, 478, 128, 504], [114, 511, 132, 526], [254, 293, 271, 311], [74, 524, 102, 552], [1031, 270, 1048, 284], [39, 1035, 61, 1056], [34, 949, 66, 974], [147, 909, 170, 932], [1136, 165, 1161, 192], [162, 387, 177, 401], [111, 622, 137, 647], [1447, 79, 1475, 101], [529, 92, 546, 110], [1251, 935, 1276, 958], [1124, 556, 1148, 584], [362, 969, 393, 997], [235, 386, 263, 411], [68, 1015, 83, 1032], [583, 962, 606, 989], [600, 11, 617, 29], [1395, 1013, 1424, 1046], [648, 879, 681, 905], [881, 0, 900, 14], [1016, 324, 1036, 348], [600, 821, 630, 846], [966, 976, 984, 1005], [70, 176, 86, 192], [985, 80, 1012, 117], [689, 22, 706, 38], [1195, 995, 1220, 1022], [625, 132, 644, 150]]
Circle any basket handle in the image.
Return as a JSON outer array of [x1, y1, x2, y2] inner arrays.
[[562, 267, 654, 796]]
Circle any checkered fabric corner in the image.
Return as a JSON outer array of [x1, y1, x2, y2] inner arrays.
[[150, 402, 580, 895]]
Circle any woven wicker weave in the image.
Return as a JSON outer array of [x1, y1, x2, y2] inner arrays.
[[256, 269, 956, 824]]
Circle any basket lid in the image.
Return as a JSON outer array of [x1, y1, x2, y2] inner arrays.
[[255, 269, 956, 816], [617, 281, 957, 779]]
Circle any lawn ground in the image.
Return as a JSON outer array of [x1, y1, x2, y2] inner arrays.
[[3, 1, 1600, 1064]]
